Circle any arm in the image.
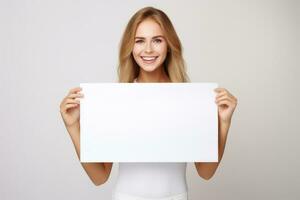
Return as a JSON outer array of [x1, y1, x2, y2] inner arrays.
[[195, 87, 237, 180], [60, 87, 113, 186], [194, 121, 230, 180], [67, 123, 113, 186]]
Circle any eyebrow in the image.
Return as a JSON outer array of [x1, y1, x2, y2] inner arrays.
[[134, 35, 165, 39]]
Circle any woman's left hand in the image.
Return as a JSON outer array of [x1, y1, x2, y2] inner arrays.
[[214, 88, 238, 125]]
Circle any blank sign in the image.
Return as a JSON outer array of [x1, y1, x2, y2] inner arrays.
[[80, 83, 218, 162]]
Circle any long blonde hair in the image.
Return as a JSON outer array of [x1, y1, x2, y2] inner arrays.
[[117, 7, 190, 83]]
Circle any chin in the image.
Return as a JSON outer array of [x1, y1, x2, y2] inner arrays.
[[139, 65, 160, 72]]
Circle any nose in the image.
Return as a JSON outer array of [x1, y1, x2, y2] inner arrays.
[[144, 41, 153, 53]]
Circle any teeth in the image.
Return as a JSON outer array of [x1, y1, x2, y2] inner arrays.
[[142, 56, 157, 61]]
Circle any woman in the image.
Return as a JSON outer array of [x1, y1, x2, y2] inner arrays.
[[59, 6, 237, 200]]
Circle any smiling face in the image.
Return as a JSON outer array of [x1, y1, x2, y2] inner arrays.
[[132, 18, 168, 73]]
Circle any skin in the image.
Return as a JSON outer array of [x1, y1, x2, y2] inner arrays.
[[132, 19, 170, 83], [59, 18, 237, 186], [60, 88, 113, 186], [194, 88, 237, 180], [133, 19, 238, 180]]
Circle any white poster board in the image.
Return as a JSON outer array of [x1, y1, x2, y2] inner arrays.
[[80, 83, 218, 162]]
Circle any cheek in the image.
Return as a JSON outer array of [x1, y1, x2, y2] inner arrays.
[[132, 45, 143, 57], [132, 47, 140, 60], [155, 44, 168, 55]]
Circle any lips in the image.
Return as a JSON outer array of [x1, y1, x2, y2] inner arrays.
[[141, 56, 158, 63]]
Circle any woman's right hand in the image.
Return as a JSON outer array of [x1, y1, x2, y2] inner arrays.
[[60, 87, 84, 128]]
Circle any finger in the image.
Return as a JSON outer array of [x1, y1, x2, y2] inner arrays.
[[215, 91, 227, 98], [67, 93, 84, 99], [214, 87, 227, 93], [68, 87, 82, 95], [214, 88, 232, 99], [216, 99, 234, 107], [232, 95, 238, 102], [65, 103, 79, 110], [60, 103, 78, 113], [215, 89, 236, 101], [65, 99, 80, 105], [223, 91, 236, 101], [222, 93, 237, 103], [60, 98, 79, 111], [215, 96, 233, 103]]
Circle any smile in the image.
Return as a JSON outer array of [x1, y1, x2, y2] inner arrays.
[[141, 56, 158, 63]]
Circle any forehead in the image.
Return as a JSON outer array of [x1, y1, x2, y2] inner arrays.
[[135, 19, 164, 37]]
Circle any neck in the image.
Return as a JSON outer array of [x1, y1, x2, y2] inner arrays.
[[137, 66, 170, 83]]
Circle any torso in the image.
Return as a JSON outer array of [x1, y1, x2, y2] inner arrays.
[[112, 162, 188, 198], [112, 78, 188, 198]]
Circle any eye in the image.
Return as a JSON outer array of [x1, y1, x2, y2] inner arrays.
[[135, 40, 144, 44], [153, 39, 162, 44]]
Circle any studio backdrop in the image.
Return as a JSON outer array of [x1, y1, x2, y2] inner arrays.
[[0, 0, 299, 200]]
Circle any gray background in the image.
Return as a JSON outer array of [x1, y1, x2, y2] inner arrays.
[[0, 0, 299, 199]]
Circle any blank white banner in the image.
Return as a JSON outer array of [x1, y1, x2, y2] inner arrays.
[[80, 83, 218, 162]]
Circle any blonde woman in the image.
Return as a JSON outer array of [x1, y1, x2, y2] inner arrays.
[[59, 6, 237, 200]]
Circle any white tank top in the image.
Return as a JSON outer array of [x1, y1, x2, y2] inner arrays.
[[112, 78, 188, 198], [112, 162, 188, 198]]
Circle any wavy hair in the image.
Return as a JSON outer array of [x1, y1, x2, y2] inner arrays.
[[117, 7, 190, 83]]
